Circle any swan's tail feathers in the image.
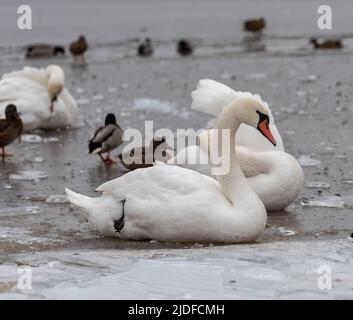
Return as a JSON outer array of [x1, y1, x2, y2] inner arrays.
[[191, 79, 238, 116], [65, 188, 92, 210]]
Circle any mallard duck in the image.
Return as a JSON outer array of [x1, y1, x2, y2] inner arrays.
[[117, 137, 167, 171], [70, 36, 88, 62], [243, 18, 266, 32], [0, 105, 23, 161], [177, 40, 193, 56], [310, 38, 343, 50], [25, 44, 65, 59], [137, 38, 153, 57], [89, 113, 124, 165]]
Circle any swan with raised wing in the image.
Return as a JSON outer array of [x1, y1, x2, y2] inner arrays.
[[0, 65, 78, 131], [65, 96, 276, 243], [167, 79, 303, 211]]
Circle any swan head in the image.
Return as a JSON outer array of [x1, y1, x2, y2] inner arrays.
[[46, 65, 65, 102], [229, 97, 277, 146]]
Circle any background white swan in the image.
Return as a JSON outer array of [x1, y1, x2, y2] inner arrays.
[[167, 79, 303, 211], [65, 97, 275, 243], [192, 79, 284, 152], [0, 65, 78, 131]]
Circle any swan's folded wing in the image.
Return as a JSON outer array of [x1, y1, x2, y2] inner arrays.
[[96, 164, 217, 201], [2, 66, 48, 87], [191, 79, 238, 116]]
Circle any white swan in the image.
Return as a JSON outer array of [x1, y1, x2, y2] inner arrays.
[[65, 96, 276, 243], [0, 65, 78, 131], [191, 79, 284, 152], [167, 79, 303, 211]]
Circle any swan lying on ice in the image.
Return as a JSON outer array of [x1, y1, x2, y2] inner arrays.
[[66, 96, 277, 243]]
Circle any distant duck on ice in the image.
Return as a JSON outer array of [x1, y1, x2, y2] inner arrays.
[[25, 44, 65, 59], [138, 38, 154, 57]]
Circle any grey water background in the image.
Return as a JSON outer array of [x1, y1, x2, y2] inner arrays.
[[2, 0, 353, 46], [0, 0, 353, 299]]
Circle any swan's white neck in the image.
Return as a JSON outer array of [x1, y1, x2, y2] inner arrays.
[[214, 105, 256, 205]]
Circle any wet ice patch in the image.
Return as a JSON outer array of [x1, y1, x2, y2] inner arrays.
[[0, 206, 41, 217], [305, 181, 331, 189], [301, 196, 345, 209], [245, 73, 267, 80], [42, 137, 59, 143], [46, 195, 69, 204], [92, 94, 104, 101], [278, 227, 296, 236], [21, 134, 42, 143], [76, 98, 90, 105], [130, 98, 191, 119], [298, 155, 321, 167], [9, 170, 48, 181], [341, 179, 353, 186], [132, 98, 176, 113], [300, 75, 318, 83]]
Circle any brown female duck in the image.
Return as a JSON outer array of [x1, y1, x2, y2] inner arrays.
[[243, 18, 266, 32], [117, 137, 168, 171], [70, 35, 88, 62], [0, 105, 23, 161]]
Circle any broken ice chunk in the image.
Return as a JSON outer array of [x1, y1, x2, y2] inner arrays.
[[278, 227, 296, 236], [46, 195, 69, 204], [305, 181, 331, 189], [0, 206, 41, 217], [300, 196, 345, 209], [341, 179, 353, 185], [298, 155, 321, 167], [9, 170, 48, 181], [42, 137, 59, 143], [21, 134, 42, 143], [76, 98, 90, 105]]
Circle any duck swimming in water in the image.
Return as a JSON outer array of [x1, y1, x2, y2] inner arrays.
[[0, 105, 23, 161], [89, 113, 124, 165]]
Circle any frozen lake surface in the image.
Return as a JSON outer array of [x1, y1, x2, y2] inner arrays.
[[1, 0, 353, 299]]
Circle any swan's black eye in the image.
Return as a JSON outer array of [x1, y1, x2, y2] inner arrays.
[[256, 110, 270, 124]]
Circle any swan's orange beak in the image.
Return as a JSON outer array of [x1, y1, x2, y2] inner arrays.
[[257, 115, 277, 147]]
